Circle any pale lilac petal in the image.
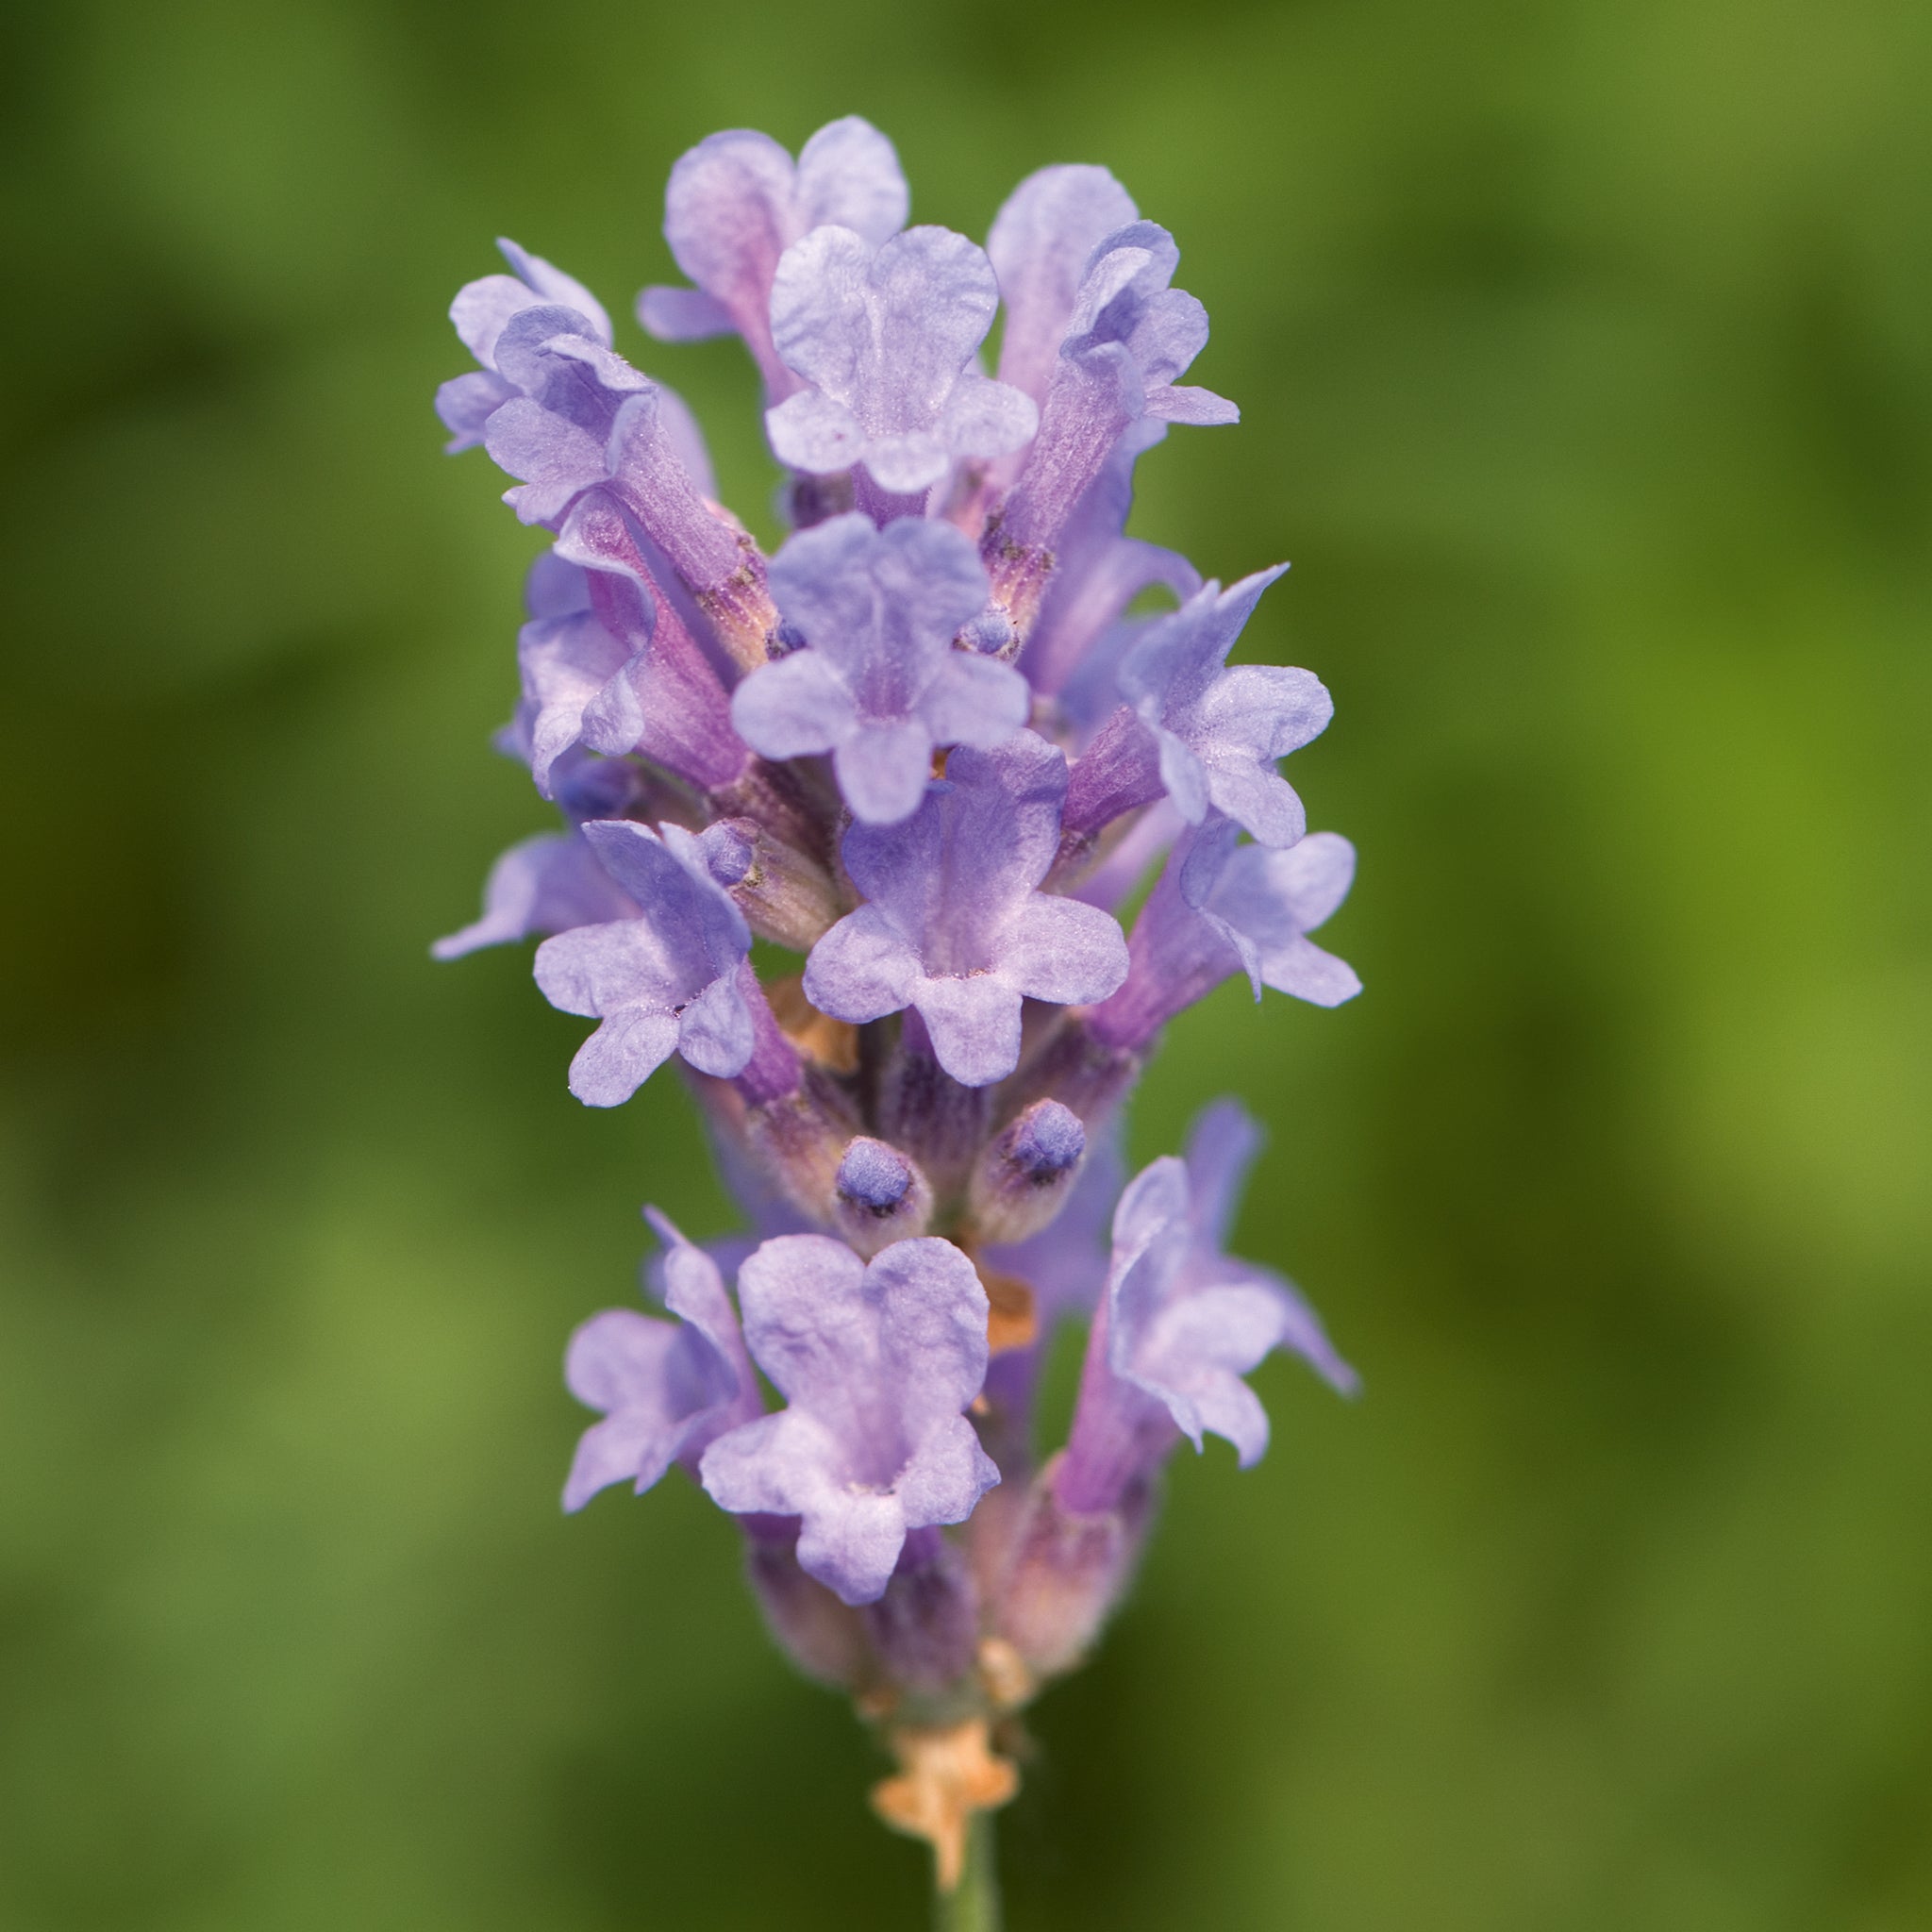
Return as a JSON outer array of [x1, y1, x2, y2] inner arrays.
[[865, 226, 1003, 424], [1146, 382, 1239, 425], [766, 387, 867, 475], [534, 921, 681, 1016], [566, 1004, 682, 1106], [432, 832, 637, 959], [452, 275, 541, 366], [894, 1413, 1003, 1524], [802, 904, 923, 1022], [564, 1408, 675, 1512], [636, 284, 734, 341], [1155, 727, 1212, 824], [495, 239, 613, 342], [910, 973, 1025, 1088], [729, 648, 858, 759], [917, 652, 1032, 750], [660, 129, 798, 341], [833, 719, 934, 825], [856, 428, 953, 494], [436, 370, 514, 451], [932, 373, 1039, 465], [1255, 933, 1362, 1007], [998, 893, 1131, 1007], [769, 225, 873, 399], [1135, 1282, 1289, 1461], [794, 115, 908, 242], [675, 968, 757, 1077], [1182, 1097, 1261, 1248], [768, 225, 1030, 487], [1200, 759, 1306, 849]]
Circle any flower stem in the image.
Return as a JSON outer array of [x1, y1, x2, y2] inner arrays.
[[935, 1809, 1002, 1932]]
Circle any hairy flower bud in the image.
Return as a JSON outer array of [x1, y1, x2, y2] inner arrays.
[[832, 1136, 935, 1256], [969, 1099, 1087, 1244]]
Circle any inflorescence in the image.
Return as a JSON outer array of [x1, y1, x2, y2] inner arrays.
[[435, 117, 1361, 1888]]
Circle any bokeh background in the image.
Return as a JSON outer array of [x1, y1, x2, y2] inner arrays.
[[4, 0, 1928, 1925]]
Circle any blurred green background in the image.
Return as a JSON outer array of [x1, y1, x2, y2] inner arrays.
[[3, 0, 1928, 1924]]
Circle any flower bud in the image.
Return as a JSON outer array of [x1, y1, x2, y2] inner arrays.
[[968, 1099, 1086, 1244], [832, 1136, 935, 1257], [700, 815, 844, 952]]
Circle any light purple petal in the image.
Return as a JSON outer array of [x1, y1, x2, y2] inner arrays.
[[832, 719, 934, 825], [766, 387, 867, 475], [916, 651, 1032, 751], [729, 648, 858, 760], [1182, 1097, 1263, 1249], [802, 903, 923, 1022], [794, 115, 908, 242], [533, 921, 683, 1017], [432, 832, 637, 959], [1146, 382, 1239, 425], [495, 239, 613, 343], [767, 224, 1029, 486], [909, 972, 1025, 1088], [997, 893, 1131, 1007], [436, 370, 514, 451], [566, 1004, 682, 1107], [636, 284, 735, 341], [675, 967, 757, 1077]]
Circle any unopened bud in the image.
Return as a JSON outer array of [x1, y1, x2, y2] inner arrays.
[[968, 1100, 1087, 1243], [701, 815, 843, 952], [833, 1137, 934, 1257]]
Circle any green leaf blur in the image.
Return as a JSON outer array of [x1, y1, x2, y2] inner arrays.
[[2, 1, 1927, 1925]]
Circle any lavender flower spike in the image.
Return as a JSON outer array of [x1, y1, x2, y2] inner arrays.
[[699, 1236, 999, 1605], [765, 225, 1038, 494], [732, 513, 1029, 824], [533, 820, 755, 1105], [563, 1208, 762, 1510], [1117, 564, 1333, 845], [804, 731, 1130, 1086], [436, 122, 1374, 1895], [640, 118, 908, 399]]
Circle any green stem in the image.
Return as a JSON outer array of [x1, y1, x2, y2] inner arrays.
[[934, 1809, 1002, 1932]]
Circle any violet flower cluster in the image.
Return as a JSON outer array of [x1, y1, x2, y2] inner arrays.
[[436, 118, 1360, 1885]]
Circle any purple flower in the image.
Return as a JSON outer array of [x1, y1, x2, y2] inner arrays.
[[1190, 821, 1362, 1007], [987, 165, 1141, 411], [514, 494, 745, 796], [563, 1209, 762, 1511], [470, 300, 769, 667], [803, 731, 1130, 1086], [698, 1235, 1000, 1605], [1087, 565, 1331, 846], [994, 222, 1235, 574], [533, 820, 756, 1105], [1088, 819, 1360, 1048], [1056, 1104, 1356, 1512], [639, 117, 909, 399], [764, 225, 1038, 494], [730, 513, 1029, 824], [437, 239, 613, 453]]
